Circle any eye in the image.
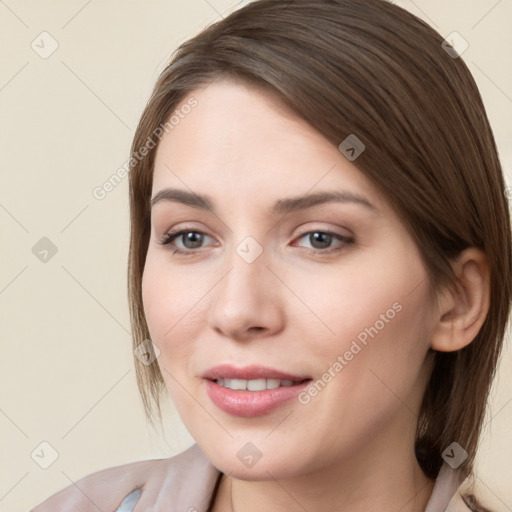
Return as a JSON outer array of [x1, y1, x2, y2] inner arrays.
[[158, 228, 215, 254], [293, 230, 354, 254], [157, 228, 354, 255]]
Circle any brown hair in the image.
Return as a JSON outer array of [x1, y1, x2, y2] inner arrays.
[[127, 0, 512, 501]]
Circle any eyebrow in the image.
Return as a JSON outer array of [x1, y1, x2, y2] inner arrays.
[[150, 188, 380, 215]]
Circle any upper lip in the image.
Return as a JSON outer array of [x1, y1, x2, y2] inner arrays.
[[202, 364, 312, 382]]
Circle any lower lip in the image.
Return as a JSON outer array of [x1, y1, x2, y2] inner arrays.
[[204, 379, 312, 417]]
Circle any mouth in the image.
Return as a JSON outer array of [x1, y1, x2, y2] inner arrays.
[[212, 377, 312, 391], [201, 364, 312, 387], [201, 364, 313, 417]]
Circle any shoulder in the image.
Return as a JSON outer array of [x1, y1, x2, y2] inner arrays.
[[445, 475, 495, 512], [446, 491, 477, 511], [446, 491, 494, 512], [30, 443, 220, 512], [29, 457, 160, 512]]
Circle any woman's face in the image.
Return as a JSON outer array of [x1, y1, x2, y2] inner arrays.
[[142, 78, 437, 479]]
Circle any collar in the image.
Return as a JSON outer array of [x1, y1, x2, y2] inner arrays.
[[425, 462, 469, 511]]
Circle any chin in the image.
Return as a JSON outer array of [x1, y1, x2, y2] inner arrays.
[[197, 436, 309, 480]]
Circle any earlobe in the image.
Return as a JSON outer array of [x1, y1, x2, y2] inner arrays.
[[430, 248, 490, 353]]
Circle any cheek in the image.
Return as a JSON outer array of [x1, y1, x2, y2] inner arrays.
[[294, 268, 433, 460], [294, 254, 427, 354], [313, 265, 432, 413], [141, 263, 194, 405], [298, 247, 433, 408], [141, 251, 212, 373]]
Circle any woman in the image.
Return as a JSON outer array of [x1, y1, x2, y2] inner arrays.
[[30, 0, 511, 510]]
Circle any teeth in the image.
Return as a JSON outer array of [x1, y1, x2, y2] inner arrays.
[[216, 378, 299, 390], [247, 378, 267, 391], [230, 379, 247, 390], [266, 379, 281, 389]]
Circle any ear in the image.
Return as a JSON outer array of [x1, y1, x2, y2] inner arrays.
[[430, 247, 490, 352]]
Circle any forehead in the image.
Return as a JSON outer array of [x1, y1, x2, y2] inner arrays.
[[151, 78, 387, 215]]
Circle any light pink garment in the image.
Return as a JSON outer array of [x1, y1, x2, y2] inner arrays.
[[115, 443, 473, 512]]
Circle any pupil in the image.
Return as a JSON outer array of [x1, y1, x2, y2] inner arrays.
[[311, 232, 331, 249], [184, 232, 203, 248]]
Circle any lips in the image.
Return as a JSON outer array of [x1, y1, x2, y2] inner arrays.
[[201, 364, 314, 417], [201, 364, 311, 382], [204, 378, 313, 417]]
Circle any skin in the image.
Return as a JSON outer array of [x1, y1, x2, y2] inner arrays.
[[31, 77, 490, 512], [142, 77, 490, 511]]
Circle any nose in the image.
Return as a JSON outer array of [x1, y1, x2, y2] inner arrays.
[[207, 246, 285, 341]]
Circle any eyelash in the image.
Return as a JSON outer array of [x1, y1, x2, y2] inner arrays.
[[157, 228, 354, 256]]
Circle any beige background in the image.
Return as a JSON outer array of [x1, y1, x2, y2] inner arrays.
[[1, 1, 511, 511]]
